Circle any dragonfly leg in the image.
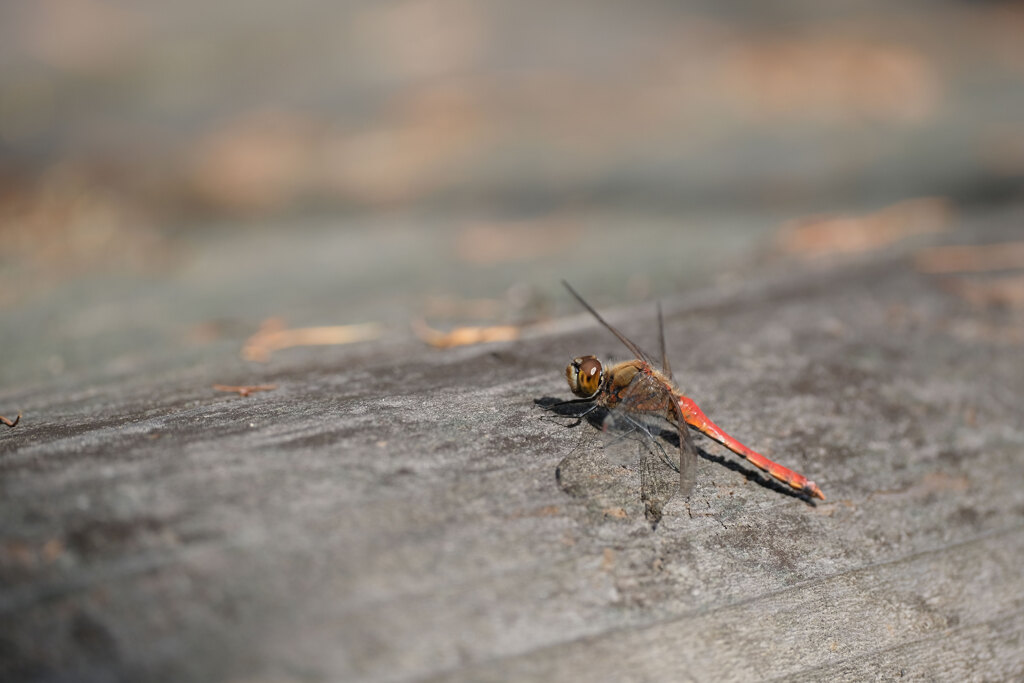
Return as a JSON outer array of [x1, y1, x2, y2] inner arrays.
[[536, 399, 601, 430], [676, 395, 825, 500]]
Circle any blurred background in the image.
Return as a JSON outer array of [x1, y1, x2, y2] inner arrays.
[[2, 0, 1023, 386]]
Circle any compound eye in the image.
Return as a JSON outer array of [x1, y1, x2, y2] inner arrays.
[[566, 355, 603, 398]]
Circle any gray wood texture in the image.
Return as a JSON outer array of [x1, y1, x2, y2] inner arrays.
[[3, 242, 1023, 682], [4, 1, 1024, 680]]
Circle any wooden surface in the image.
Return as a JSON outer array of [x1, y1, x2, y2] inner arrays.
[[4, 2, 1024, 680], [3, 218, 1024, 682]]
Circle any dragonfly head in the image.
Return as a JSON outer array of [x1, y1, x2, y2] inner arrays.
[[566, 355, 604, 399]]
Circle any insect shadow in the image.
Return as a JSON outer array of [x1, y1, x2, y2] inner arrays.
[[534, 395, 810, 503]]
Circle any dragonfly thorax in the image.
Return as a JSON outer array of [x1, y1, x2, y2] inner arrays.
[[566, 355, 604, 399]]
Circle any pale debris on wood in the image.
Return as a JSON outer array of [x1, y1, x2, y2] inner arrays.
[[775, 197, 951, 258], [412, 318, 520, 349], [913, 241, 1024, 274], [940, 274, 1024, 310], [243, 318, 383, 361], [213, 384, 277, 397]]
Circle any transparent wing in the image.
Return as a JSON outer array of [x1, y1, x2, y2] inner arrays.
[[612, 370, 698, 498], [657, 300, 672, 380], [600, 409, 664, 468], [674, 400, 698, 497], [563, 281, 657, 366], [639, 444, 675, 528], [601, 409, 677, 528]]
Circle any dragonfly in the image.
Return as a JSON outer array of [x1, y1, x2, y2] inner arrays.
[[557, 281, 825, 520]]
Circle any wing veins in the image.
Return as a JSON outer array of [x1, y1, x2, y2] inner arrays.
[[657, 300, 673, 379], [562, 280, 654, 365]]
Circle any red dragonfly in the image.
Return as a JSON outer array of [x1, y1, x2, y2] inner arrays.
[[559, 281, 825, 514]]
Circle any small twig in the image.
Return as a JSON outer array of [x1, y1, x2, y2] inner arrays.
[[1, 412, 21, 428], [213, 384, 277, 398]]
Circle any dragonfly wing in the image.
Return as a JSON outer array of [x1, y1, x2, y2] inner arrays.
[[562, 281, 657, 366], [601, 408, 678, 527], [599, 410, 648, 467], [675, 401, 698, 497], [657, 300, 673, 380], [555, 426, 645, 524], [639, 439, 676, 528]]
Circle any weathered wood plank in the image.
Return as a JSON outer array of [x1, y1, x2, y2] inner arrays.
[[2, 249, 1023, 682], [432, 527, 1024, 682]]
